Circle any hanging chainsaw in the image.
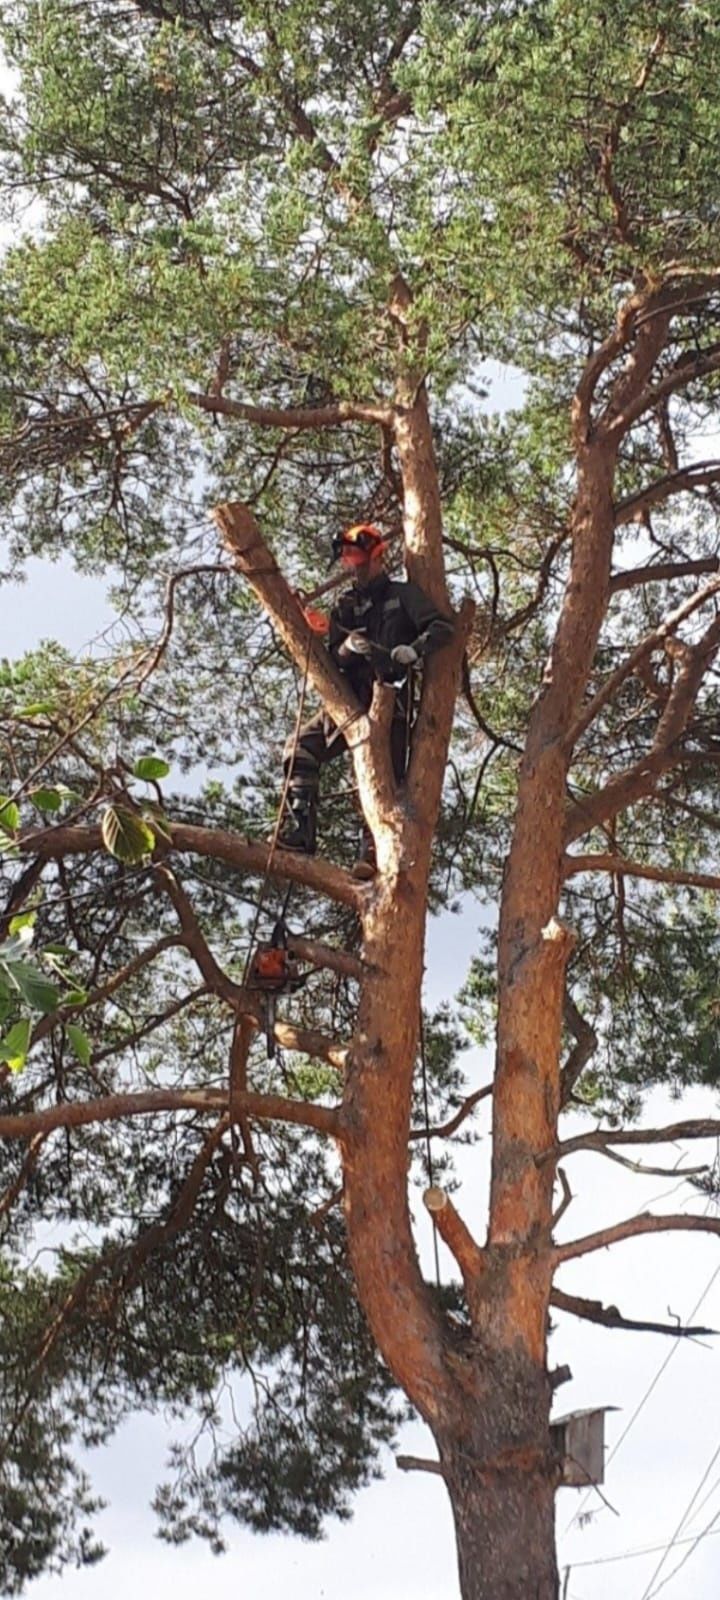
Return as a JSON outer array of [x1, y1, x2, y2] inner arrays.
[[248, 918, 306, 1060]]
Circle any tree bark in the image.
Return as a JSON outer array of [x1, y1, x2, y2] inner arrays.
[[444, 1452, 559, 1600]]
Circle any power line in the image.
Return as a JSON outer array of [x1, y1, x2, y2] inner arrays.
[[639, 1431, 720, 1599], [644, 1501, 720, 1599], [567, 1525, 720, 1571], [566, 1255, 720, 1531]]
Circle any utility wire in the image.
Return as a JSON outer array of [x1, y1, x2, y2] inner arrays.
[[639, 1429, 720, 1599], [566, 1256, 720, 1531], [644, 1500, 720, 1599], [567, 1525, 720, 1570]]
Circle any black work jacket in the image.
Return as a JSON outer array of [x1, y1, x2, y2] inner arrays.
[[328, 572, 454, 700]]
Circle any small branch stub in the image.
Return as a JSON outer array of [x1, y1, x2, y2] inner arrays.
[[424, 1185, 448, 1213]]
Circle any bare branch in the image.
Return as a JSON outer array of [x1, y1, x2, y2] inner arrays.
[[287, 933, 364, 982], [566, 608, 720, 841], [568, 572, 720, 747], [213, 500, 363, 734], [551, 1287, 716, 1339], [554, 1211, 720, 1264], [396, 1454, 446, 1477], [0, 857, 46, 942], [608, 343, 720, 437], [588, 1145, 709, 1180], [610, 556, 720, 593], [552, 1168, 573, 1228], [30, 933, 185, 1049], [156, 865, 349, 1069], [550, 1118, 720, 1161], [410, 1082, 492, 1144]]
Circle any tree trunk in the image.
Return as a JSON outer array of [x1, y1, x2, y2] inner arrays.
[[445, 1457, 559, 1600]]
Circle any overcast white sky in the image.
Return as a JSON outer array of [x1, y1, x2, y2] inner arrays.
[[1, 45, 720, 1600]]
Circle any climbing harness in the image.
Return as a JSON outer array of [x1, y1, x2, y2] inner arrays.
[[248, 916, 306, 1059]]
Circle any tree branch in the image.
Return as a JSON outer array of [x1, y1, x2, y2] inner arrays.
[[568, 572, 720, 747], [550, 1287, 716, 1339], [554, 1211, 720, 1264], [189, 390, 392, 431], [608, 344, 720, 437], [550, 1118, 720, 1160], [409, 1082, 492, 1143], [566, 608, 720, 841], [614, 462, 720, 528], [155, 865, 349, 1069], [610, 556, 720, 593], [560, 993, 598, 1105], [563, 852, 720, 893], [0, 1086, 339, 1141], [18, 820, 361, 909], [0, 1132, 47, 1224], [423, 1186, 485, 1310]]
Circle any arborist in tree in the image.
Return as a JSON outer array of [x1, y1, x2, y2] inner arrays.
[[279, 523, 454, 862]]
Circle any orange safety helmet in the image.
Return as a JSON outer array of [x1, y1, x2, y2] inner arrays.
[[331, 523, 387, 568]]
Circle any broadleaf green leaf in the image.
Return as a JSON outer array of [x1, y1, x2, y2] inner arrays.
[[0, 1018, 31, 1074], [101, 805, 155, 863], [0, 797, 20, 835], [30, 787, 62, 812], [133, 756, 170, 781], [66, 1023, 92, 1066]]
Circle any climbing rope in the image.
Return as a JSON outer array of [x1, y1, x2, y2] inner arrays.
[[239, 630, 313, 992]]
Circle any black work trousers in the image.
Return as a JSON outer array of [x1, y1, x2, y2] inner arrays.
[[283, 683, 411, 791]]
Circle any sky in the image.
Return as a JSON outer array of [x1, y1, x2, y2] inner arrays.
[[1, 49, 720, 1600]]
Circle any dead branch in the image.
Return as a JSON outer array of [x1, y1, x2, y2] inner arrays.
[[409, 1082, 493, 1143], [566, 609, 720, 842], [549, 1117, 720, 1161], [608, 343, 720, 437], [0, 1133, 47, 1224], [552, 1169, 573, 1228], [287, 933, 364, 982], [396, 1454, 446, 1477], [0, 857, 46, 942], [550, 1287, 716, 1339]]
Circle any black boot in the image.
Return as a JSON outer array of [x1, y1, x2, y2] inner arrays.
[[279, 787, 318, 855]]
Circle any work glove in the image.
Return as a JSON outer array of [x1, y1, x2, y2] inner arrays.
[[338, 630, 373, 657], [390, 643, 420, 667]]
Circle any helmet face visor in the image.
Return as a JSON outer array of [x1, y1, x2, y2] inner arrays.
[[332, 523, 386, 567]]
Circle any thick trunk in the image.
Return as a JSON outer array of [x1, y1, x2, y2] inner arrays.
[[446, 1460, 559, 1600], [440, 1348, 560, 1600]]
